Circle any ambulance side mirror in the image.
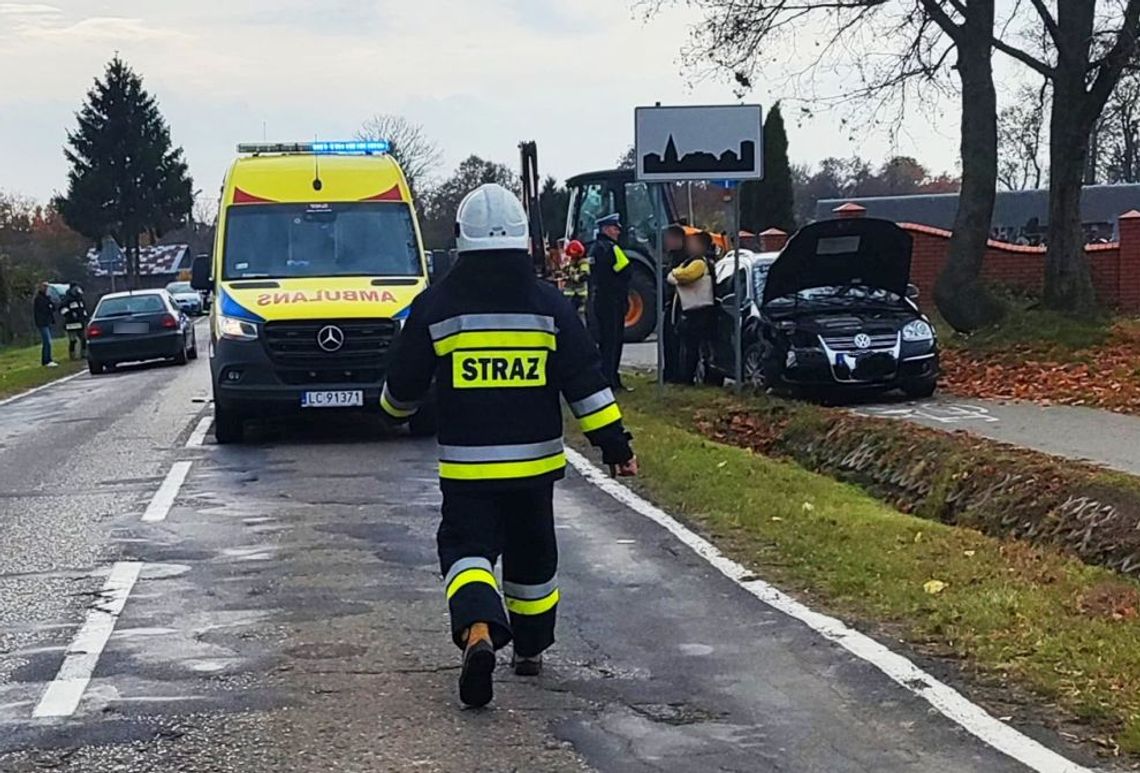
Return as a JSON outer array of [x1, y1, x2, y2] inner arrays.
[[190, 255, 212, 291], [429, 250, 455, 283]]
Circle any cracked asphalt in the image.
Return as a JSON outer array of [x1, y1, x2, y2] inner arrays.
[[0, 342, 1102, 771]]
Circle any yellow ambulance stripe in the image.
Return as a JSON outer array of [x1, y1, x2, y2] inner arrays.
[[433, 330, 557, 356], [578, 402, 622, 433], [439, 453, 566, 481], [446, 568, 498, 599], [506, 589, 560, 616]]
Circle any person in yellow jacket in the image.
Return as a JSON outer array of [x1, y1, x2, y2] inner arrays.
[[667, 231, 718, 384]]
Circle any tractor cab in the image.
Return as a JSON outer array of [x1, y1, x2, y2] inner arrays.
[[563, 169, 679, 342]]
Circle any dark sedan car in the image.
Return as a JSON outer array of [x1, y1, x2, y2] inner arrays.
[[704, 218, 939, 398], [85, 290, 198, 375]]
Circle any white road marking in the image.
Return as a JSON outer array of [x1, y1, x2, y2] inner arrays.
[[32, 561, 142, 718], [0, 370, 88, 408], [141, 461, 193, 523], [185, 415, 212, 448], [854, 403, 1000, 425], [565, 448, 1091, 773]]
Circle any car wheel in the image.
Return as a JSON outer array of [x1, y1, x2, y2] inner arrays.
[[174, 337, 189, 365], [213, 403, 245, 444], [188, 331, 199, 360], [902, 378, 937, 400], [742, 343, 770, 389], [87, 359, 104, 375]]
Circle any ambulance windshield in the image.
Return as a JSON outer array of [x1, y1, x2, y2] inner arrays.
[[223, 202, 422, 280]]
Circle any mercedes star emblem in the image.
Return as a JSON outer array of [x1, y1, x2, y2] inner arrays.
[[317, 325, 345, 353], [853, 333, 873, 350]]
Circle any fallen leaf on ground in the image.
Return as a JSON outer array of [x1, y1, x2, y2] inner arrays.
[[923, 580, 947, 595]]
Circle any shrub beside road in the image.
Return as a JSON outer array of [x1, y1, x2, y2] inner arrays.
[[0, 340, 84, 399], [575, 377, 1140, 757]]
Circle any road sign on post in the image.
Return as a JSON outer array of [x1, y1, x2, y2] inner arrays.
[[98, 236, 126, 293], [635, 104, 764, 394]]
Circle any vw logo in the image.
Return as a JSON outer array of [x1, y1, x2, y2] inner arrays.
[[316, 325, 345, 352], [853, 333, 873, 350]]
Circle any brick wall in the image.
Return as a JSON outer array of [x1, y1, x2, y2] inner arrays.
[[829, 203, 1140, 313]]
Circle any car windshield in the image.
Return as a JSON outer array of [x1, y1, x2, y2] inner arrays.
[[223, 202, 422, 280], [95, 294, 166, 317], [167, 282, 193, 294], [766, 283, 904, 306]]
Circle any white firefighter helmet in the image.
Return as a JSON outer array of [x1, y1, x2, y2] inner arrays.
[[454, 183, 529, 253]]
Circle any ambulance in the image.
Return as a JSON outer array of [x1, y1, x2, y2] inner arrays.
[[190, 141, 434, 443]]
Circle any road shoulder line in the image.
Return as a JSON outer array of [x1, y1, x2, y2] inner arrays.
[[141, 461, 193, 523], [564, 447, 1092, 773], [0, 369, 88, 408], [32, 561, 142, 718], [185, 416, 212, 448]]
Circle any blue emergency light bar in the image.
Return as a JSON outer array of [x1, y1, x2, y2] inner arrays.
[[236, 140, 391, 155]]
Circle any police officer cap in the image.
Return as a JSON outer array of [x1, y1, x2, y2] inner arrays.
[[596, 213, 622, 229]]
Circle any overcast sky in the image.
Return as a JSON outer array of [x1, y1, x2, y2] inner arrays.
[[0, 1, 972, 207]]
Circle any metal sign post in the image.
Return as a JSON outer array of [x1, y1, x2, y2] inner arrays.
[[725, 185, 744, 393], [634, 103, 764, 398], [653, 185, 667, 393]]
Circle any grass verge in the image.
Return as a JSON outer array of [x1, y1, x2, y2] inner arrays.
[[571, 376, 1140, 756], [0, 339, 85, 400]]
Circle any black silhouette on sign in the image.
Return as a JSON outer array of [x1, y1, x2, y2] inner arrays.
[[643, 135, 756, 175]]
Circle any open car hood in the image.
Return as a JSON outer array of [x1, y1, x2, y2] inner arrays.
[[762, 218, 913, 306]]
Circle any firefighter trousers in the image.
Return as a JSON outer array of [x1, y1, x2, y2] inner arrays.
[[438, 483, 558, 658]]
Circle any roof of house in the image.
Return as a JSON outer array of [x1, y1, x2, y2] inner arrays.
[[87, 244, 192, 277]]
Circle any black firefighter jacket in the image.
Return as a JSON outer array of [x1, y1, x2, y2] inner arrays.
[[381, 250, 633, 492]]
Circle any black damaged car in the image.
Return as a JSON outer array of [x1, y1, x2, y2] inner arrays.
[[704, 217, 939, 398]]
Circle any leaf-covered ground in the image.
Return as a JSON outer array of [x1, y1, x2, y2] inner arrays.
[[937, 313, 1140, 413]]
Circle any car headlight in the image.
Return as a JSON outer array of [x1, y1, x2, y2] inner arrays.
[[902, 319, 934, 342], [218, 314, 259, 341]]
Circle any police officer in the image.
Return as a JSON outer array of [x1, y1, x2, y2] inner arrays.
[[381, 184, 638, 709], [587, 213, 631, 390]]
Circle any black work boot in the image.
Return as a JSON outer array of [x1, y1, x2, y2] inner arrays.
[[459, 623, 495, 708], [512, 652, 542, 677]]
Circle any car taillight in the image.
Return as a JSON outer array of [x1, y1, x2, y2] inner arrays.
[[161, 315, 178, 329], [86, 324, 102, 338]]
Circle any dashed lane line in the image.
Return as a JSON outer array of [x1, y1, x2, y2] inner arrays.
[[32, 561, 142, 718], [141, 461, 193, 523], [565, 447, 1093, 773], [185, 415, 213, 448]]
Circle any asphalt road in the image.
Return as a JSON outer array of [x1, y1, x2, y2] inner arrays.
[[624, 341, 1140, 475], [0, 336, 1101, 772]]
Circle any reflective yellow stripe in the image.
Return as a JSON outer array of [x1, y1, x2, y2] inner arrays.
[[506, 589, 560, 616], [439, 452, 566, 481], [381, 393, 416, 419], [612, 245, 630, 273], [446, 568, 498, 599], [433, 330, 557, 356], [578, 402, 622, 433]]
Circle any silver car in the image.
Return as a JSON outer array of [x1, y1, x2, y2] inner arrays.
[[165, 281, 203, 316]]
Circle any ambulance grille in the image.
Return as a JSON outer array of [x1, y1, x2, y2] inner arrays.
[[262, 318, 398, 374]]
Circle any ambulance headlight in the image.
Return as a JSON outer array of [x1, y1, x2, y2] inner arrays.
[[219, 314, 259, 341]]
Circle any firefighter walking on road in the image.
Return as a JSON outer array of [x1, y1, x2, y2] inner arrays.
[[587, 213, 631, 391], [381, 184, 638, 708]]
